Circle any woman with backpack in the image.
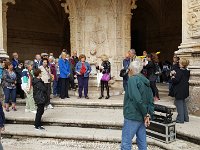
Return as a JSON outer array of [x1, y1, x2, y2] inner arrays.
[[144, 53, 160, 101]]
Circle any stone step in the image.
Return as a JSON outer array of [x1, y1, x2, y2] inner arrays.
[[68, 88, 122, 98], [2, 124, 200, 150], [16, 95, 176, 110], [17, 97, 124, 109], [5, 106, 123, 129], [4, 105, 200, 146]]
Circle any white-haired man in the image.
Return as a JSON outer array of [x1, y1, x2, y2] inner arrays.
[[121, 61, 154, 150]]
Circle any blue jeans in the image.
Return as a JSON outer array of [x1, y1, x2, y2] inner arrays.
[[123, 77, 128, 91], [4, 87, 16, 104], [77, 76, 89, 97], [121, 119, 147, 150], [53, 80, 58, 96]]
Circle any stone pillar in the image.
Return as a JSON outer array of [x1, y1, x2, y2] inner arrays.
[[3, 0, 15, 51], [0, 0, 8, 58], [0, 0, 15, 58], [176, 0, 200, 116]]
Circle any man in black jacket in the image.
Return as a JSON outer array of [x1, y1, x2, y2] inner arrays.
[[15, 62, 25, 99], [33, 69, 47, 130]]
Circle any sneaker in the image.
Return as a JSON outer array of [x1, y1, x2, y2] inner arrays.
[[35, 126, 45, 130], [85, 96, 89, 99], [154, 97, 159, 101], [30, 110, 37, 114], [25, 109, 30, 113], [47, 104, 54, 109], [12, 107, 17, 111], [77, 96, 82, 99]]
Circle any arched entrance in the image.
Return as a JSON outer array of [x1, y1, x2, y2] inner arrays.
[[7, 0, 70, 60], [131, 0, 182, 62]]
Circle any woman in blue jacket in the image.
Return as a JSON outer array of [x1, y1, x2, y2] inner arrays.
[[75, 54, 91, 99], [58, 52, 71, 99]]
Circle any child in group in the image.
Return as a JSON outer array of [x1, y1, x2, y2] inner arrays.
[[0, 100, 5, 149], [32, 69, 47, 130]]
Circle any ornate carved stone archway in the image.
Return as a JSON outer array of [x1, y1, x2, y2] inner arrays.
[[60, 0, 137, 79]]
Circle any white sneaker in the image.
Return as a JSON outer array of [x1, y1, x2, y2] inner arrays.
[[30, 110, 37, 114], [47, 104, 54, 109], [122, 91, 125, 95], [25, 109, 30, 113]]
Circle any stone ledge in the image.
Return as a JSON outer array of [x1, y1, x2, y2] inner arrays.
[[2, 124, 199, 150]]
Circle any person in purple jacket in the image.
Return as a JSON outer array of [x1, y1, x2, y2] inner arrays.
[[58, 52, 70, 99]]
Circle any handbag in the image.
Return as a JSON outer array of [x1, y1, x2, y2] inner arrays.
[[120, 69, 128, 77], [101, 73, 110, 81]]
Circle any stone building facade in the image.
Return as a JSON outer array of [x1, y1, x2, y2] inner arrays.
[[0, 0, 200, 115]]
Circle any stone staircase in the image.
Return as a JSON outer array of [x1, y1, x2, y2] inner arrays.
[[2, 84, 200, 150]]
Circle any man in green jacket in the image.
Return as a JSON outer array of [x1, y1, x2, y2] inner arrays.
[[121, 61, 154, 150]]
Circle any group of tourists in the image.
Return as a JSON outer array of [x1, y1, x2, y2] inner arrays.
[[0, 48, 191, 150], [120, 50, 190, 150]]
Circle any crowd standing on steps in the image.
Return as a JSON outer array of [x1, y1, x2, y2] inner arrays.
[[0, 48, 190, 142]]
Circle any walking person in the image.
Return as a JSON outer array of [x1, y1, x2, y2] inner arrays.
[[171, 58, 190, 124], [15, 62, 25, 99], [75, 54, 91, 99], [144, 53, 160, 101], [39, 58, 53, 109], [122, 52, 131, 94], [21, 60, 36, 113], [97, 54, 111, 99], [2, 62, 17, 112], [58, 52, 70, 99], [33, 69, 47, 130], [0, 100, 5, 149], [121, 61, 154, 150]]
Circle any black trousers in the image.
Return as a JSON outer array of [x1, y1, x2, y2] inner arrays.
[[35, 104, 45, 128], [44, 83, 51, 106], [16, 83, 25, 99], [69, 77, 75, 89], [150, 81, 159, 98], [100, 81, 109, 97], [60, 78, 69, 99]]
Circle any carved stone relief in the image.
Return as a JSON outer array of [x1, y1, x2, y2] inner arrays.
[[187, 0, 200, 38]]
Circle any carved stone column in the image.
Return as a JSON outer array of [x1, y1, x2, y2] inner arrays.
[[176, 0, 200, 116], [0, 0, 15, 58], [0, 0, 8, 58]]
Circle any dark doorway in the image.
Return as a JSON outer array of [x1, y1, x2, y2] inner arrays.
[[131, 0, 182, 62], [7, 0, 70, 60]]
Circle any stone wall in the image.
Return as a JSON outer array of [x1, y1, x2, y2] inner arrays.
[[7, 0, 70, 60]]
